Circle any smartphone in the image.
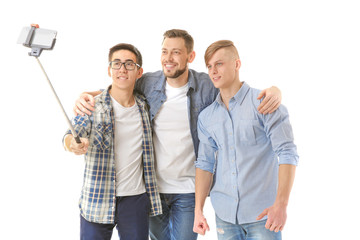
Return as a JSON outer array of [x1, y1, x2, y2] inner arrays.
[[17, 26, 57, 50]]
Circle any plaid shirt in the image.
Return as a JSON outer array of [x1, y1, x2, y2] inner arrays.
[[67, 86, 162, 224]]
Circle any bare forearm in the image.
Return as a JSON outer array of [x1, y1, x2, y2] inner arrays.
[[275, 164, 296, 206], [195, 168, 213, 213]]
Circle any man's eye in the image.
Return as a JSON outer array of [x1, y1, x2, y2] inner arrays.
[[126, 62, 134, 67], [216, 63, 223, 66]]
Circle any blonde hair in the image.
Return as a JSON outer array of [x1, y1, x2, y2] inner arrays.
[[204, 40, 239, 65]]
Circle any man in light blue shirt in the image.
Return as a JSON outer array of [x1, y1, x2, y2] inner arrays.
[[193, 40, 298, 240]]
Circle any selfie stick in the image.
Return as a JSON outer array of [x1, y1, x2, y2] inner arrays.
[[21, 24, 81, 144]]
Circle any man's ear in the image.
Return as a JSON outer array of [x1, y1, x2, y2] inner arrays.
[[235, 59, 241, 70], [108, 66, 112, 77], [188, 51, 196, 63], [136, 67, 144, 79]]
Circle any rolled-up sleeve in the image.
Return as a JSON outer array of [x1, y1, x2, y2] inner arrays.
[[262, 105, 299, 166], [195, 114, 218, 173], [63, 115, 91, 141]]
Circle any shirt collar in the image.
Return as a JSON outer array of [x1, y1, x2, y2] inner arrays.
[[187, 69, 197, 92], [154, 69, 196, 92], [98, 85, 146, 108], [153, 72, 166, 91], [215, 82, 250, 106], [233, 82, 250, 105], [97, 85, 112, 113]]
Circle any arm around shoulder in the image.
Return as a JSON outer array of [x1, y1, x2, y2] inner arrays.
[[73, 90, 101, 116], [257, 86, 282, 114]]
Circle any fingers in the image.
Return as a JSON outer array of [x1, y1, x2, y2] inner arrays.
[[74, 94, 95, 116], [267, 102, 281, 114], [77, 99, 94, 116], [203, 218, 210, 232], [261, 98, 278, 115], [266, 219, 283, 233], [193, 226, 205, 235], [86, 94, 95, 107], [193, 222, 203, 235], [73, 106, 78, 116], [193, 222, 209, 235], [256, 209, 268, 220], [193, 217, 210, 235], [257, 89, 266, 100], [273, 224, 282, 233], [70, 138, 89, 155], [258, 95, 278, 114], [263, 207, 286, 233], [257, 86, 282, 114]]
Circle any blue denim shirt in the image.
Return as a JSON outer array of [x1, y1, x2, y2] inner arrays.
[[195, 82, 299, 225], [134, 69, 218, 157]]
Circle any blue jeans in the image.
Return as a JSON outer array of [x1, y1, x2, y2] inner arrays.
[[149, 193, 197, 240], [80, 193, 150, 240], [215, 215, 281, 240]]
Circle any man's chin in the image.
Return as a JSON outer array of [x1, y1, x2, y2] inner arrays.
[[163, 68, 187, 79]]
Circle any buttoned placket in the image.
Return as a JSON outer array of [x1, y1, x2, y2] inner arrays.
[[228, 98, 239, 200], [219, 98, 238, 201], [109, 105, 117, 222]]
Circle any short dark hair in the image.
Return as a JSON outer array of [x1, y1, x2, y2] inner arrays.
[[108, 43, 142, 67], [163, 29, 194, 53]]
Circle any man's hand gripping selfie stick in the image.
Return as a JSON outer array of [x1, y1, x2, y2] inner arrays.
[[19, 24, 81, 144]]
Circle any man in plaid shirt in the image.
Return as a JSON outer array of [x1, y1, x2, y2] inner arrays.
[[64, 43, 162, 240]]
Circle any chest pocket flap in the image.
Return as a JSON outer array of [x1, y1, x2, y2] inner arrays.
[[93, 123, 112, 150]]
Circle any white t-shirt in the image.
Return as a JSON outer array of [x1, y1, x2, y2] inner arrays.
[[153, 82, 196, 193], [111, 96, 146, 196]]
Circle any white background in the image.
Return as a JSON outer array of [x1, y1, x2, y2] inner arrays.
[[1, 0, 359, 239]]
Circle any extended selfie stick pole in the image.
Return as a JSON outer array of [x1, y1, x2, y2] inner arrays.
[[35, 57, 82, 144], [22, 24, 82, 144]]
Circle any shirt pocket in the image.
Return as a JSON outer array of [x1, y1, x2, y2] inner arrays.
[[93, 123, 112, 150], [237, 120, 257, 146]]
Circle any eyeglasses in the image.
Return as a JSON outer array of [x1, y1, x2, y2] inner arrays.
[[109, 60, 140, 71]]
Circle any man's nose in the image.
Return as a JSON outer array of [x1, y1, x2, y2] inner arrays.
[[119, 63, 127, 71], [165, 53, 173, 62], [212, 66, 218, 74]]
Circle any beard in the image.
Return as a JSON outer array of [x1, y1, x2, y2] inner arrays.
[[163, 63, 188, 79]]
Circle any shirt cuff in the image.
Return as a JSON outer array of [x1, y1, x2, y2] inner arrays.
[[279, 155, 299, 166], [195, 160, 215, 174]]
